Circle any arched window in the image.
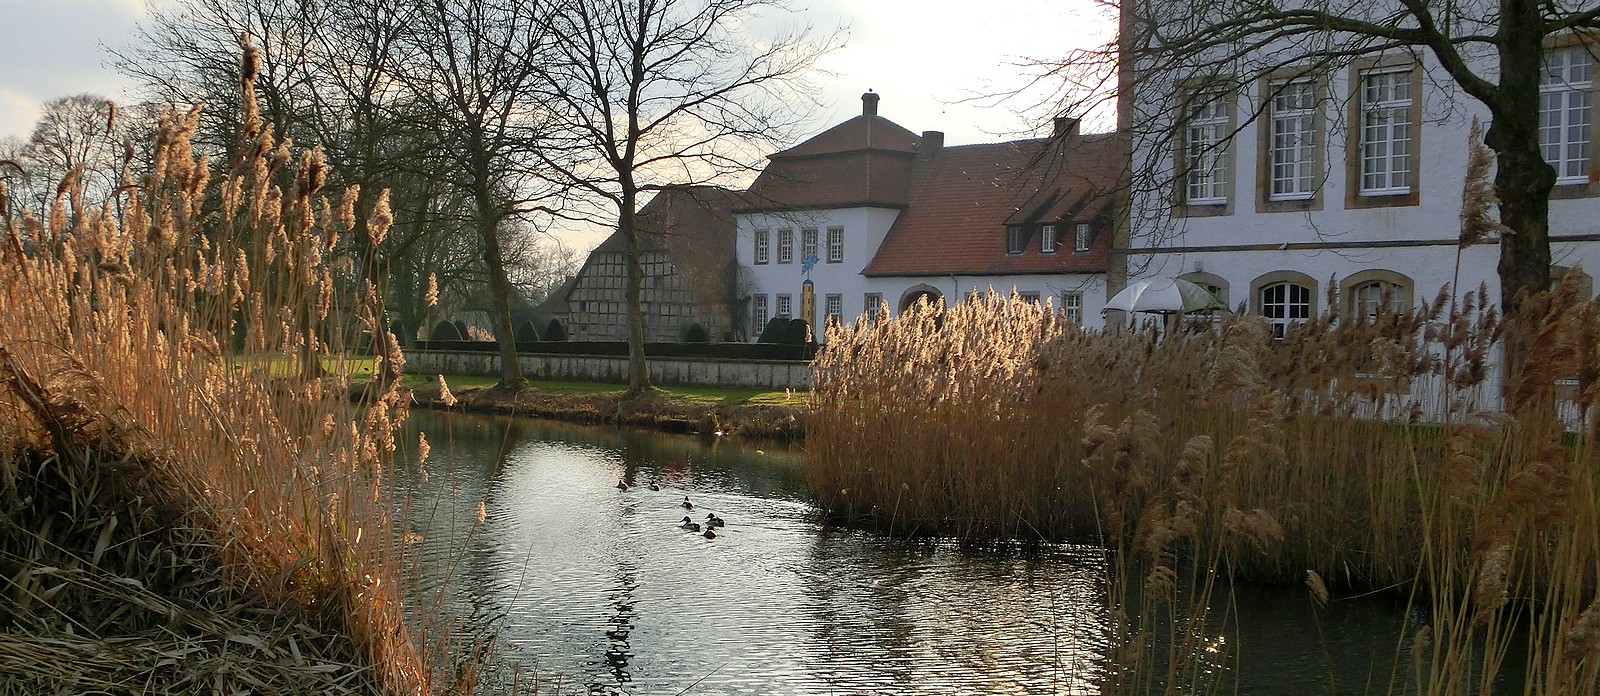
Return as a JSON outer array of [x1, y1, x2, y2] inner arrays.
[[1179, 271, 1230, 310], [1260, 282, 1311, 337], [1252, 271, 1317, 339], [1339, 270, 1414, 322]]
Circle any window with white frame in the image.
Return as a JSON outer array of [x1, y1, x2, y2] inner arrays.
[[751, 294, 769, 333], [778, 229, 794, 263], [1018, 291, 1041, 304], [1040, 224, 1057, 253], [754, 228, 770, 264], [1270, 79, 1317, 199], [801, 228, 819, 262], [1185, 90, 1230, 204], [826, 227, 844, 263], [1061, 292, 1083, 324], [1006, 225, 1025, 254], [825, 293, 843, 325], [776, 293, 792, 318], [864, 292, 884, 320], [1074, 223, 1091, 252], [1260, 281, 1312, 338], [1542, 46, 1593, 184], [1360, 68, 1413, 195]]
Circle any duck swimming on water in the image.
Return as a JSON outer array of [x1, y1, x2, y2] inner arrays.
[[679, 516, 701, 532], [681, 496, 694, 510], [704, 513, 725, 527], [615, 480, 628, 490], [648, 483, 661, 491], [702, 527, 717, 539]]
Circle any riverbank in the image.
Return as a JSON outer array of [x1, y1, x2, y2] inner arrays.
[[405, 377, 809, 441]]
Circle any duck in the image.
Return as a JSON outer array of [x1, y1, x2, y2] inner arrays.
[[648, 483, 661, 491], [681, 496, 694, 510], [704, 513, 725, 527], [702, 527, 717, 539], [615, 480, 628, 490], [679, 516, 701, 532]]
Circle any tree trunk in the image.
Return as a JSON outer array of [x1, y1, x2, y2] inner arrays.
[[1484, 2, 1554, 404], [621, 184, 651, 396], [475, 187, 526, 389]]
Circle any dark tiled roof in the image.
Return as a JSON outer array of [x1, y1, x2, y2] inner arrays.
[[862, 133, 1123, 277], [738, 114, 923, 212]]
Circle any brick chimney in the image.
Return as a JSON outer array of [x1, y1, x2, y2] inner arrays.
[[918, 130, 944, 160], [862, 90, 879, 116]]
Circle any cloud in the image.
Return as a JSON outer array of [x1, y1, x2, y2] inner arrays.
[[0, 0, 145, 139]]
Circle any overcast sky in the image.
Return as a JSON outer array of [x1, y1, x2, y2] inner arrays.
[[0, 0, 1112, 248]]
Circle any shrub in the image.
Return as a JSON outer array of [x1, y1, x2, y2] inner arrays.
[[514, 319, 541, 343], [785, 317, 810, 345], [684, 323, 710, 343], [544, 318, 568, 342], [756, 317, 787, 343], [453, 319, 469, 339], [431, 320, 464, 341]]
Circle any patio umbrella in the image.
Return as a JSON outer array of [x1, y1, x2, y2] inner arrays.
[[1102, 278, 1225, 315]]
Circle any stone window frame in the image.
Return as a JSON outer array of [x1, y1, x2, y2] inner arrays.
[[1174, 80, 1239, 218], [1346, 55, 1423, 210], [777, 229, 794, 264], [1257, 68, 1329, 214], [776, 293, 793, 319], [824, 293, 843, 325], [826, 226, 845, 263], [801, 228, 820, 262], [1179, 270, 1231, 310], [753, 227, 770, 264], [1060, 291, 1083, 324]]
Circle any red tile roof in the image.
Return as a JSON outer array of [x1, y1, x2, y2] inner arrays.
[[863, 133, 1123, 277]]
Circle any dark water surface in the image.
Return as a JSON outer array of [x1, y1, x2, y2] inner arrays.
[[399, 410, 1424, 695]]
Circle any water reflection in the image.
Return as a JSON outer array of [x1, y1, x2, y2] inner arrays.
[[399, 410, 1425, 695]]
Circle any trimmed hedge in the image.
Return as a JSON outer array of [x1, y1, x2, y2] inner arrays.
[[544, 319, 568, 342], [413, 339, 817, 361], [430, 320, 464, 341]]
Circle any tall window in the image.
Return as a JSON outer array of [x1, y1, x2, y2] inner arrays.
[[1260, 282, 1311, 338], [1185, 90, 1230, 204], [1006, 225, 1025, 254], [825, 293, 843, 325], [1074, 223, 1091, 252], [826, 227, 845, 263], [1061, 292, 1083, 324], [751, 294, 769, 333], [1542, 46, 1594, 184], [776, 294, 792, 318], [864, 292, 884, 320], [1270, 79, 1317, 199], [1360, 68, 1413, 195], [1040, 224, 1057, 253], [778, 229, 794, 264], [754, 228, 770, 264], [801, 228, 819, 262]]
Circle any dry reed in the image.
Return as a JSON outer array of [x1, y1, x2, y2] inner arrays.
[[810, 286, 1600, 693], [0, 39, 469, 694]]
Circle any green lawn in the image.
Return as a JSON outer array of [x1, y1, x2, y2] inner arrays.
[[241, 354, 808, 406]]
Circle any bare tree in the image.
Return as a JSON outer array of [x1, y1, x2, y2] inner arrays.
[[394, 0, 563, 388], [535, 0, 835, 395]]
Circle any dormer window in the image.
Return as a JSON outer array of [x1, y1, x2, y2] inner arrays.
[[1006, 225, 1025, 254], [1040, 224, 1057, 253], [1074, 223, 1091, 253]]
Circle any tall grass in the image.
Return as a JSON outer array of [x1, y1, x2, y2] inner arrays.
[[0, 40, 462, 694], [809, 288, 1600, 693]]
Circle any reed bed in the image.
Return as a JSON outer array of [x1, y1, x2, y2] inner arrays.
[[0, 41, 467, 694], [809, 287, 1600, 693]]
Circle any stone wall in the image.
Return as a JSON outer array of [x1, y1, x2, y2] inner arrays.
[[404, 349, 812, 390]]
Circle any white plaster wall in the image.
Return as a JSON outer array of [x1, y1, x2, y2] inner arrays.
[[1128, 48, 1600, 307]]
